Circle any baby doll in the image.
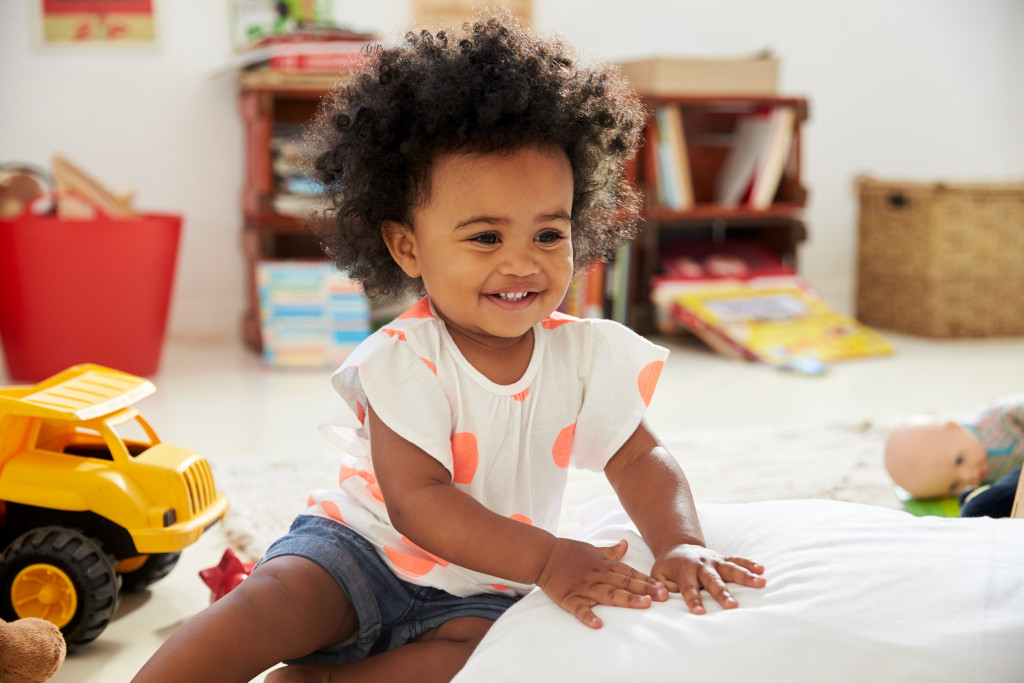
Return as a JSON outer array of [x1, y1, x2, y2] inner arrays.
[[884, 395, 1024, 511], [134, 12, 765, 683], [0, 616, 66, 683]]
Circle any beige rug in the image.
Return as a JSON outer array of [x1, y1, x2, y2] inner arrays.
[[210, 418, 904, 563]]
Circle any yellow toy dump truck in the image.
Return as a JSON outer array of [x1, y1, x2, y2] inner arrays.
[[0, 364, 228, 648]]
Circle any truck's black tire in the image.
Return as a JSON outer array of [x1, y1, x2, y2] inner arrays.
[[0, 526, 121, 650], [119, 551, 182, 591]]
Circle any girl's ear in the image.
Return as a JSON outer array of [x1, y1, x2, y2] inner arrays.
[[382, 221, 422, 278]]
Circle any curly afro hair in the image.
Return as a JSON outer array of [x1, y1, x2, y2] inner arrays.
[[305, 10, 645, 298]]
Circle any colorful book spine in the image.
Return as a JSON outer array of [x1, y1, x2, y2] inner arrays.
[[257, 261, 370, 368]]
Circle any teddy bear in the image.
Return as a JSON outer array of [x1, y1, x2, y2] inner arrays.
[[0, 616, 66, 683]]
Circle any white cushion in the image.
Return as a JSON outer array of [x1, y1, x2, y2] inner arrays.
[[454, 497, 1024, 682]]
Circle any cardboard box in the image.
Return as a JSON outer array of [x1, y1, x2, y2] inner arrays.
[[616, 54, 778, 96], [412, 0, 532, 27]]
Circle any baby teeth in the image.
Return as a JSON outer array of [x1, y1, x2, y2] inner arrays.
[[498, 292, 528, 301]]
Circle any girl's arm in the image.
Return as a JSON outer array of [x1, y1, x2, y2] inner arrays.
[[368, 405, 667, 628], [603, 420, 767, 614]]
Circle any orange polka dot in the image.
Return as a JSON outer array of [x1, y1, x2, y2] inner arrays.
[[367, 482, 385, 504], [401, 537, 450, 567], [421, 357, 437, 374], [307, 494, 316, 508], [638, 360, 664, 407], [512, 387, 530, 402], [490, 584, 511, 592], [541, 311, 577, 329], [451, 432, 479, 484], [384, 546, 436, 577], [510, 514, 533, 525], [398, 297, 434, 319], [356, 401, 366, 425], [339, 464, 376, 486], [552, 423, 575, 468], [382, 328, 407, 341], [321, 500, 345, 523]]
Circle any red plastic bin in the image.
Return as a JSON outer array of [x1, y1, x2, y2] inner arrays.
[[0, 197, 181, 381]]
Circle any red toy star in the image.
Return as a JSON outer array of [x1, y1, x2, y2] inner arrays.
[[199, 548, 255, 602]]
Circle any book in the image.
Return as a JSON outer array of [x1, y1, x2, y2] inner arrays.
[[267, 46, 367, 73], [668, 280, 894, 366], [651, 108, 677, 207], [666, 105, 695, 209], [748, 106, 795, 209], [655, 105, 694, 209], [641, 114, 664, 206], [257, 261, 371, 368], [227, 27, 376, 74], [652, 106, 693, 209], [610, 242, 632, 324], [713, 110, 773, 206]]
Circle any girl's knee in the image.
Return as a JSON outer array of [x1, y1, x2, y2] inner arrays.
[[243, 555, 359, 651]]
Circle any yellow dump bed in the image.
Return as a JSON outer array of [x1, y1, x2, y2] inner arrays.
[[0, 364, 155, 421]]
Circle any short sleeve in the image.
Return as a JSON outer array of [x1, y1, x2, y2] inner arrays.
[[318, 328, 457, 477], [569, 320, 669, 472]]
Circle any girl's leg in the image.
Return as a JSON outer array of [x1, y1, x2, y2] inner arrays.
[[266, 615, 495, 683], [132, 555, 358, 683]]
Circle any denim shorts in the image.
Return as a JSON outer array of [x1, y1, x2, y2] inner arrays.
[[258, 515, 521, 666]]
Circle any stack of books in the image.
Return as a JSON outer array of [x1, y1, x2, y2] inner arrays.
[[257, 261, 370, 368], [270, 122, 327, 217]]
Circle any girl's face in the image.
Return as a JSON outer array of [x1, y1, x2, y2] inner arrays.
[[384, 144, 575, 347]]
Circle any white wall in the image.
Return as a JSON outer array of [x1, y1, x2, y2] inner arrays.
[[1, 0, 1021, 340]]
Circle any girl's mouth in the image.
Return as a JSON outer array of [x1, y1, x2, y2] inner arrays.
[[488, 291, 539, 308]]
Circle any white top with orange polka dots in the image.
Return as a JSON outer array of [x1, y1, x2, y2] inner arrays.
[[309, 297, 669, 597]]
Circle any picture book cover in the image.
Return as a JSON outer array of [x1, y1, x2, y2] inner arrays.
[[669, 281, 894, 366]]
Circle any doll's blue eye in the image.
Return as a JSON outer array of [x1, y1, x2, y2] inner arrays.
[[955, 455, 964, 466]]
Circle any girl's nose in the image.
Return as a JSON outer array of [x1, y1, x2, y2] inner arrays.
[[498, 244, 540, 276]]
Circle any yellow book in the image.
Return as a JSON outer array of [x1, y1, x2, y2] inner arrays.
[[671, 280, 894, 365]]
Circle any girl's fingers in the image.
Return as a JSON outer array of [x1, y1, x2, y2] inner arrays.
[[720, 559, 768, 587], [681, 585, 705, 614], [698, 566, 738, 610], [726, 556, 765, 575], [565, 596, 602, 629], [592, 585, 654, 610], [597, 539, 629, 561]]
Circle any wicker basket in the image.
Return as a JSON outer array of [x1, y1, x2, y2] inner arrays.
[[855, 176, 1024, 337]]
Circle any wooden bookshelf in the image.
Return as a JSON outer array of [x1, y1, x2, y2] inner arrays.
[[238, 76, 810, 342], [627, 94, 811, 333], [238, 77, 339, 350]]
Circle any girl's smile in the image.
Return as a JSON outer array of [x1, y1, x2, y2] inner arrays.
[[382, 144, 575, 355]]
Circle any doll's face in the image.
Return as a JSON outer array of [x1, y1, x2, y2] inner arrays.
[[884, 417, 988, 499], [382, 144, 574, 348]]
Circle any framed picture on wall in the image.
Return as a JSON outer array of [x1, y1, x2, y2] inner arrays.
[[34, 0, 158, 46]]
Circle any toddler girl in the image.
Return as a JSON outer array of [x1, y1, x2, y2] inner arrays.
[[134, 12, 765, 683]]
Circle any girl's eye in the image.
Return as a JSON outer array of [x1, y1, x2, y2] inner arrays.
[[536, 230, 566, 244], [471, 233, 500, 245]]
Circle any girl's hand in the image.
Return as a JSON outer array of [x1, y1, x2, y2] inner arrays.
[[651, 545, 766, 614], [536, 538, 668, 629]]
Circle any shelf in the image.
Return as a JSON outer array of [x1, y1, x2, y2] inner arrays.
[[627, 92, 811, 334], [644, 203, 805, 223]]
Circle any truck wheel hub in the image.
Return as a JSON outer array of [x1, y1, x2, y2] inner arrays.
[[11, 564, 77, 628]]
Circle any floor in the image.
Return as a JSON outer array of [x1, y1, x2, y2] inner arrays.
[[4, 328, 1023, 682]]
